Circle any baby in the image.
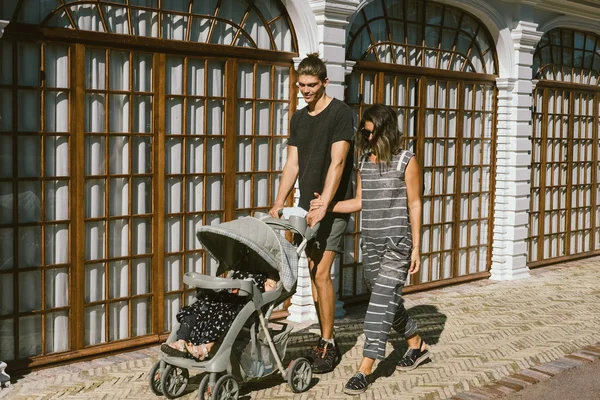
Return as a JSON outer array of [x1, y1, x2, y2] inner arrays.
[[162, 270, 278, 361]]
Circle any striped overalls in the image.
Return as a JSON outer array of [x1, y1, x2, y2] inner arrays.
[[360, 150, 418, 360]]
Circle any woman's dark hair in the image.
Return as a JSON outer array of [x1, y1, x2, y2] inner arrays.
[[297, 53, 327, 81], [356, 104, 403, 167]]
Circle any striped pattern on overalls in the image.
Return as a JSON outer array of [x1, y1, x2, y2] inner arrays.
[[360, 150, 418, 360]]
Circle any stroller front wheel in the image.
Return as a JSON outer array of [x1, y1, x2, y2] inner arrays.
[[160, 364, 189, 399], [211, 374, 239, 400], [197, 374, 210, 400], [287, 357, 312, 393], [148, 360, 163, 396]]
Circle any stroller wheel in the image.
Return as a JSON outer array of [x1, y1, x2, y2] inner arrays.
[[148, 360, 163, 396], [197, 374, 210, 400], [287, 357, 312, 393], [160, 364, 189, 399], [211, 374, 239, 400]]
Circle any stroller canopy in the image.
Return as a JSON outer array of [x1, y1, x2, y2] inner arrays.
[[196, 217, 298, 292]]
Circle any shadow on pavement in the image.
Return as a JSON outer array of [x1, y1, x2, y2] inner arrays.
[[371, 304, 447, 381]]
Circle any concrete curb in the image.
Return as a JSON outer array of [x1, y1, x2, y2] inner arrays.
[[450, 343, 600, 399]]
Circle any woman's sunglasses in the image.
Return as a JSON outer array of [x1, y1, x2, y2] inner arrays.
[[360, 128, 373, 139]]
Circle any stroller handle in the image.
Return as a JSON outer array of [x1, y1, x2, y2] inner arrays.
[[255, 215, 319, 242]]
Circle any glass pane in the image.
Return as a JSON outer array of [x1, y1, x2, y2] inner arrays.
[[132, 177, 152, 215], [19, 270, 41, 312], [45, 45, 69, 89], [134, 53, 153, 92], [71, 4, 105, 32], [132, 258, 151, 295], [86, 49, 106, 90], [18, 90, 41, 131], [0, 229, 14, 269], [18, 43, 40, 86], [19, 315, 42, 357], [0, 319, 14, 360], [85, 304, 106, 345], [45, 224, 69, 264], [45, 311, 69, 353], [45, 91, 69, 132], [133, 217, 152, 255], [45, 268, 69, 307], [133, 95, 152, 133], [132, 298, 151, 337]]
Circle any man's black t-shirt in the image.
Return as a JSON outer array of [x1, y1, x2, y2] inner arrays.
[[288, 98, 354, 211]]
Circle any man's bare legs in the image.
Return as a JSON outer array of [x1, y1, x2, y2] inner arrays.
[[307, 249, 337, 340], [306, 248, 342, 373]]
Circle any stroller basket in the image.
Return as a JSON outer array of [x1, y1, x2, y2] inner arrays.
[[237, 322, 293, 379]]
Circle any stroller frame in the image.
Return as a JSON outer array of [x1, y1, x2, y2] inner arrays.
[[149, 213, 316, 399]]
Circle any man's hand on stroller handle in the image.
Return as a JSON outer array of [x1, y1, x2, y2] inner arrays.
[[268, 203, 284, 218]]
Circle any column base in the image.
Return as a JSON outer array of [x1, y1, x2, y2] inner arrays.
[[334, 299, 346, 318], [0, 361, 10, 389], [286, 304, 318, 323], [489, 264, 531, 281]]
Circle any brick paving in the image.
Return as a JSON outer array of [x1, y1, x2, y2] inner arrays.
[[2, 257, 600, 399]]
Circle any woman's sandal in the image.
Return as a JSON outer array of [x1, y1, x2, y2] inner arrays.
[[184, 342, 210, 362], [161, 341, 188, 358], [396, 338, 430, 371]]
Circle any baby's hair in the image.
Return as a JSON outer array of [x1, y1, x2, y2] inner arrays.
[[297, 52, 327, 81]]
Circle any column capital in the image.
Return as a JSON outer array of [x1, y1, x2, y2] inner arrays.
[[511, 21, 543, 51], [495, 77, 517, 92], [344, 60, 356, 76], [309, 0, 359, 23]]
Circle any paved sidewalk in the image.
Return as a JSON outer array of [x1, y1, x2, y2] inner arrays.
[[2, 257, 600, 399]]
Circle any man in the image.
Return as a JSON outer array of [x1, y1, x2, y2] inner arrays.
[[269, 53, 354, 374]]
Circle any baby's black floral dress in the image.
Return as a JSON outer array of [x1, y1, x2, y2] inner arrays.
[[175, 270, 268, 345]]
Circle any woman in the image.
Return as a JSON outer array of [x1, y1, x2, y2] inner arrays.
[[311, 104, 430, 393]]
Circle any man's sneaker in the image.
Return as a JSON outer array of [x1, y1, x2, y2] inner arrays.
[[343, 371, 370, 394], [307, 338, 326, 363], [311, 340, 341, 374], [396, 342, 430, 371]]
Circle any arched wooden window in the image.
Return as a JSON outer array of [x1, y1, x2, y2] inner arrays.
[[0, 0, 297, 368], [347, 0, 496, 74], [14, 0, 297, 52], [533, 29, 600, 85], [528, 28, 600, 266], [343, 0, 498, 302]]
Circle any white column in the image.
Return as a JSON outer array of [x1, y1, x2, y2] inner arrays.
[[309, 0, 358, 101], [0, 19, 10, 390], [312, 0, 358, 318], [287, 2, 359, 323], [490, 21, 543, 281]]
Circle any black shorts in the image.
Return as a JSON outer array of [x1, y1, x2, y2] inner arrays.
[[309, 212, 349, 254]]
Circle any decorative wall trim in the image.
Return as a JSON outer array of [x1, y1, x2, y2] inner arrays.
[[282, 0, 320, 56], [539, 15, 600, 35]]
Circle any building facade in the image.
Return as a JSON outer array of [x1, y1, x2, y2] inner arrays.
[[0, 0, 598, 370]]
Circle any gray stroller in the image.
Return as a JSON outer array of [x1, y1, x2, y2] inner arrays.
[[149, 213, 316, 399]]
